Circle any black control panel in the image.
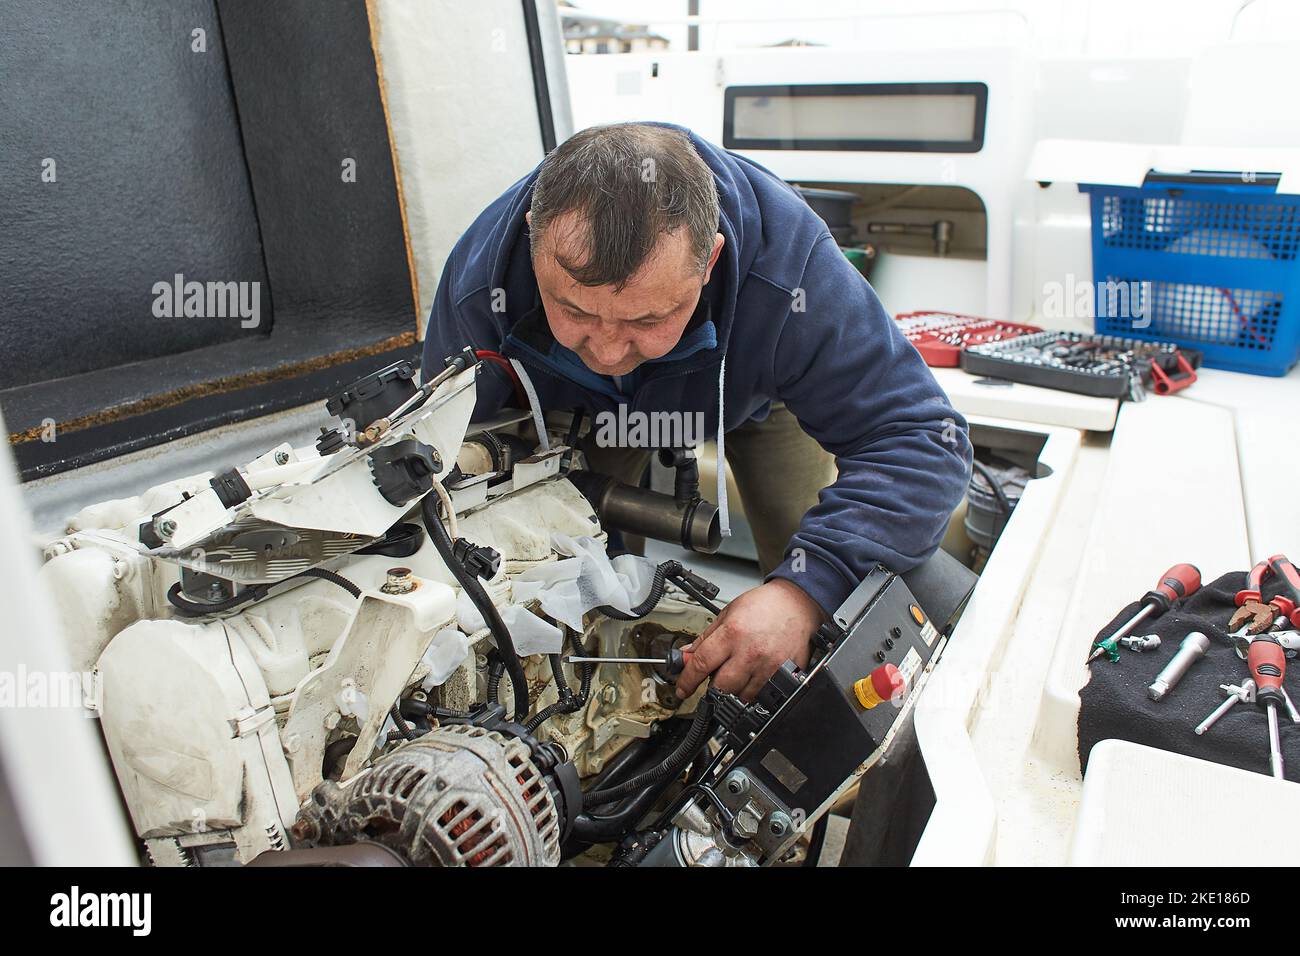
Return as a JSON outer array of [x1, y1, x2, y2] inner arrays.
[[713, 566, 945, 860]]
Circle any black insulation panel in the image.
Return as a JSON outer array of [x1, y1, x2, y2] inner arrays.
[[1, 0, 418, 479], [0, 0, 269, 389]]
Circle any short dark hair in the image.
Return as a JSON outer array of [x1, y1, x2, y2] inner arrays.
[[528, 123, 720, 288]]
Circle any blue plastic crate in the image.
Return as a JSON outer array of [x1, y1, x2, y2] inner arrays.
[[1079, 176, 1300, 376]]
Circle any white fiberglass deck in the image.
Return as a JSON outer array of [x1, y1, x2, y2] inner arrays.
[[914, 362, 1300, 866]]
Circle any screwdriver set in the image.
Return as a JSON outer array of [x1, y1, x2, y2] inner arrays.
[[1083, 558, 1300, 781], [960, 330, 1202, 400]]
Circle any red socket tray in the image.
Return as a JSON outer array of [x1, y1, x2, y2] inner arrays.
[[894, 311, 1042, 367]]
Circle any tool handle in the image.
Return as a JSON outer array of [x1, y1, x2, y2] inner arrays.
[[1249, 635, 1286, 703], [1142, 563, 1201, 613], [1267, 554, 1300, 620], [666, 648, 694, 676], [1236, 561, 1269, 607]]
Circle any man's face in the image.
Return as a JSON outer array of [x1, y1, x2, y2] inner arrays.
[[531, 211, 724, 377]]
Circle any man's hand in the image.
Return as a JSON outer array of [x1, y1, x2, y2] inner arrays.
[[675, 578, 825, 702]]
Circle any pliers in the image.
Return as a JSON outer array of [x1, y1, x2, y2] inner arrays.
[[1229, 554, 1300, 640]]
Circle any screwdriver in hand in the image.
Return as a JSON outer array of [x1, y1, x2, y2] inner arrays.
[[564, 647, 693, 676], [1088, 563, 1202, 663]]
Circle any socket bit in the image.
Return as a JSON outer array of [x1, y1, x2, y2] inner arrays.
[[1149, 632, 1210, 701]]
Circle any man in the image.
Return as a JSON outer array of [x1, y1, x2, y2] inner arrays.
[[422, 122, 972, 703]]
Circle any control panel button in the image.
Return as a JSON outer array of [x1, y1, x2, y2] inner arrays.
[[853, 663, 905, 710]]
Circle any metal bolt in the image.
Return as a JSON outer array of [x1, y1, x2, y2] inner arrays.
[[724, 770, 749, 796], [768, 811, 792, 837], [733, 807, 760, 839], [156, 518, 177, 540], [602, 685, 619, 705], [274, 450, 290, 465], [323, 711, 341, 730]]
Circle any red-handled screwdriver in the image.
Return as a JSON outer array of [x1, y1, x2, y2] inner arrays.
[[1248, 635, 1288, 779], [1088, 563, 1202, 663]]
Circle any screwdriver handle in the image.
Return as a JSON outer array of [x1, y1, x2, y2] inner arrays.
[[665, 647, 693, 676], [1142, 563, 1201, 614], [1249, 635, 1286, 706], [1266, 554, 1300, 623], [1236, 561, 1269, 607]]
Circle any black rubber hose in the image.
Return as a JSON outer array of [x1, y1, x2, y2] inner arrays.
[[166, 582, 267, 617], [582, 698, 715, 806], [595, 560, 683, 620], [568, 720, 699, 844], [420, 492, 530, 721], [322, 736, 358, 778], [971, 458, 1014, 516]]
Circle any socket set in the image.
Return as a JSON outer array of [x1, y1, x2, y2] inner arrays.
[[960, 330, 1202, 400]]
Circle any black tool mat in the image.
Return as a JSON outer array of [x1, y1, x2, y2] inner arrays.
[[1078, 571, 1300, 782]]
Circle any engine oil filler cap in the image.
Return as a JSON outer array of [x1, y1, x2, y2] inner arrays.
[[854, 663, 905, 710]]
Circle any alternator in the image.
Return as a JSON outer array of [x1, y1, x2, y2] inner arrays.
[[294, 724, 563, 866]]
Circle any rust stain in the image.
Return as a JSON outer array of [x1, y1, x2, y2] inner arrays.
[[8, 332, 416, 445]]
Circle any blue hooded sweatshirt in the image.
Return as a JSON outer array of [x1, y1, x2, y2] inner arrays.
[[421, 123, 973, 618]]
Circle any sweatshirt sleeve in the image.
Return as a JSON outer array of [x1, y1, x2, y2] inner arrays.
[[419, 248, 516, 420], [764, 235, 973, 618]]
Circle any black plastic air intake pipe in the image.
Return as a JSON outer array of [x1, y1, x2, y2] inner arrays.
[[567, 470, 721, 554]]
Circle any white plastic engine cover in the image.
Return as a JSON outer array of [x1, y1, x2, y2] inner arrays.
[[96, 617, 298, 852]]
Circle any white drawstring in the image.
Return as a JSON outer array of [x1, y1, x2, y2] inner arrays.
[[508, 358, 551, 452], [715, 356, 731, 537]]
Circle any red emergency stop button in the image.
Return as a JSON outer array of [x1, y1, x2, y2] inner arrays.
[[854, 663, 906, 710]]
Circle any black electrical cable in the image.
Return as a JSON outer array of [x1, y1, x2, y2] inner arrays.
[[485, 651, 504, 706], [548, 653, 572, 700], [420, 491, 530, 721], [595, 560, 684, 620], [669, 573, 723, 616], [581, 697, 715, 806], [389, 703, 417, 741], [167, 565, 363, 618], [524, 629, 594, 734], [299, 567, 363, 599]]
